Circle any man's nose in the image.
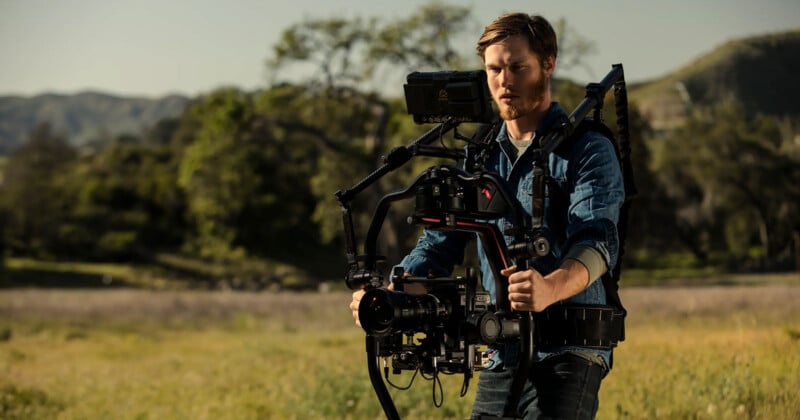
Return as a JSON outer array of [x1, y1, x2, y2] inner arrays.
[[500, 69, 513, 87]]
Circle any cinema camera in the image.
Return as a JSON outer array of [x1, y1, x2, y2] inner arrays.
[[335, 66, 630, 420]]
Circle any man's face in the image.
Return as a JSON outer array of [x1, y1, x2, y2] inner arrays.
[[483, 34, 551, 121]]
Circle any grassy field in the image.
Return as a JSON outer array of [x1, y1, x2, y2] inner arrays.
[[1, 278, 799, 419]]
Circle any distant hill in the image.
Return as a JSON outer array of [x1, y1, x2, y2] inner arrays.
[[631, 29, 800, 132], [0, 92, 190, 155]]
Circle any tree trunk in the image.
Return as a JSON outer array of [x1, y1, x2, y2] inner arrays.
[[793, 228, 800, 272], [755, 209, 770, 268], [676, 223, 708, 265]]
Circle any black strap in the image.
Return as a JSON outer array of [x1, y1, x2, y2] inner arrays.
[[533, 305, 625, 349]]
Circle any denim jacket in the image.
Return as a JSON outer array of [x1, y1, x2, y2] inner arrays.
[[400, 102, 625, 369]]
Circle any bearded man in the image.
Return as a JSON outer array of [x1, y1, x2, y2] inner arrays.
[[351, 12, 625, 419]]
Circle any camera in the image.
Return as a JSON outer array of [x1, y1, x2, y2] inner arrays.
[[359, 267, 515, 376]]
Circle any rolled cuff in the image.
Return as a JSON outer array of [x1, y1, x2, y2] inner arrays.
[[564, 245, 608, 285]]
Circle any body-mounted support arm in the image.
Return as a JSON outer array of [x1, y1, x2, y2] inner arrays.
[[526, 64, 628, 260]]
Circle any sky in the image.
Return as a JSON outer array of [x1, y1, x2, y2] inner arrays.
[[1, 0, 798, 98]]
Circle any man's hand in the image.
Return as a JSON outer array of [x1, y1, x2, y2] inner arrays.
[[503, 259, 591, 312], [350, 289, 367, 328], [503, 266, 559, 312], [350, 283, 394, 328]]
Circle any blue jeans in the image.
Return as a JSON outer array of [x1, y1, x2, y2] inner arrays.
[[471, 352, 606, 420]]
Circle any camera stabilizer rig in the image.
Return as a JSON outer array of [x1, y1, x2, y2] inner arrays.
[[334, 65, 631, 419]]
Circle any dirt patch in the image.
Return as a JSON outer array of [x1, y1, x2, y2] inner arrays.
[[1, 285, 798, 325], [0, 289, 348, 323], [621, 284, 800, 322]]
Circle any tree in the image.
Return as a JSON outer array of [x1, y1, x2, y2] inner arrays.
[[365, 3, 474, 76], [267, 4, 473, 91], [0, 123, 77, 258], [174, 87, 335, 266], [652, 102, 800, 269], [267, 17, 375, 90], [57, 138, 186, 261], [264, 4, 477, 264], [551, 17, 598, 81], [604, 100, 679, 262], [177, 88, 264, 259]]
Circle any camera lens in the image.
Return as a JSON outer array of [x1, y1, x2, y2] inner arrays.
[[359, 288, 446, 336], [361, 292, 394, 334]]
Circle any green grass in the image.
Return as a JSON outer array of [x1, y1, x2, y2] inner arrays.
[[0, 301, 457, 419], [605, 323, 800, 419], [1, 285, 799, 419]]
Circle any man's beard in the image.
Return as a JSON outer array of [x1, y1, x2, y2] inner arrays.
[[499, 73, 548, 121]]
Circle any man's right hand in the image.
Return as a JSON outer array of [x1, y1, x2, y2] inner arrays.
[[349, 289, 366, 328]]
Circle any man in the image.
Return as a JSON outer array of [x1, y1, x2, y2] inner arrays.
[[351, 12, 625, 419]]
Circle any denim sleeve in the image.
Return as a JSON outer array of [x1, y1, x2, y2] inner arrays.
[[400, 229, 472, 277], [564, 132, 625, 270]]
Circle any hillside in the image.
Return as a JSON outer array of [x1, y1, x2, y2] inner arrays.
[[0, 92, 190, 154], [631, 29, 800, 132]]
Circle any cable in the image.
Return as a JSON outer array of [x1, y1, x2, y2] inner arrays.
[[384, 363, 419, 391], [432, 370, 444, 408]]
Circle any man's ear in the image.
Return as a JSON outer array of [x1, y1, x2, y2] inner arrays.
[[543, 56, 556, 76]]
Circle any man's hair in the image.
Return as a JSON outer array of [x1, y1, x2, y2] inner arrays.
[[476, 13, 558, 66]]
